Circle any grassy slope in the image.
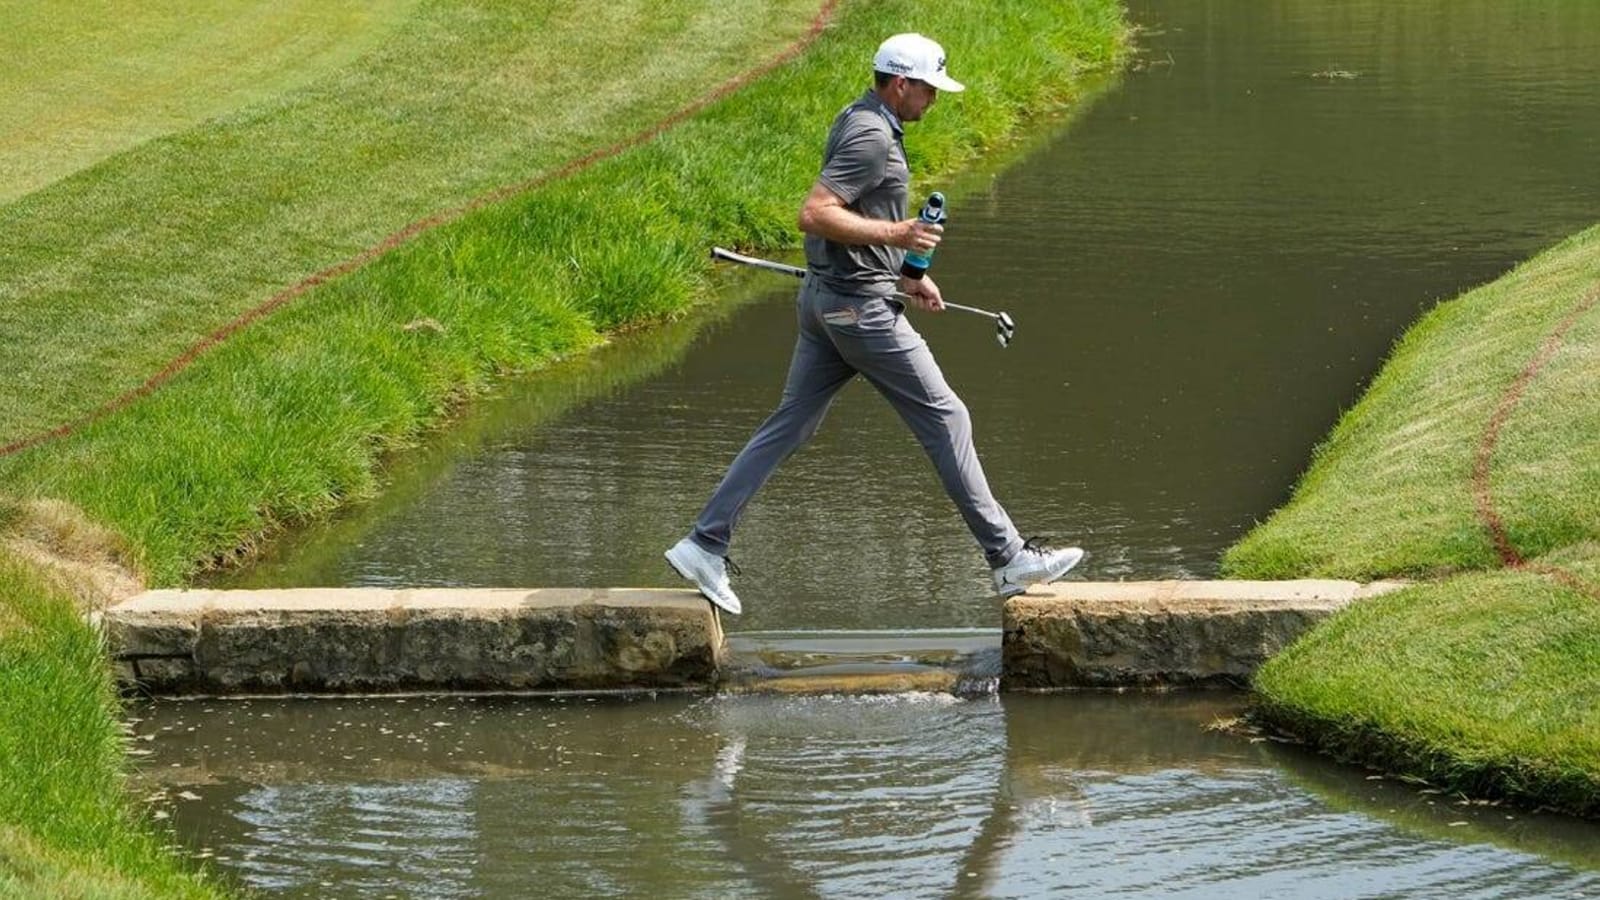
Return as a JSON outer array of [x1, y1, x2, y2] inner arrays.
[[1255, 544, 1600, 816], [0, 0, 416, 204], [0, 0, 1128, 585], [0, 1, 1128, 893], [0, 0, 822, 444], [1227, 225, 1599, 813], [1224, 224, 1600, 581], [0, 553, 230, 898]]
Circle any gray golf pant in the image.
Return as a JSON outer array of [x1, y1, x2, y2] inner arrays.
[[691, 276, 1024, 568]]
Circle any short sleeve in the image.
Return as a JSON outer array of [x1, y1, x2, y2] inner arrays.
[[817, 113, 891, 204]]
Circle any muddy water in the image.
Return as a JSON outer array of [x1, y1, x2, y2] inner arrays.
[[165, 0, 1600, 894]]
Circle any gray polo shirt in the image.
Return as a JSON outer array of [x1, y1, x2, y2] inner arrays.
[[803, 90, 910, 297]]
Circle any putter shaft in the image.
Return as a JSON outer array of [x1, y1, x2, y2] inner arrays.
[[711, 245, 1015, 347], [942, 301, 1002, 320], [712, 247, 1006, 319]]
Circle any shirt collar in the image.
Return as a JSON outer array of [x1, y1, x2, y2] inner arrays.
[[860, 89, 904, 138]]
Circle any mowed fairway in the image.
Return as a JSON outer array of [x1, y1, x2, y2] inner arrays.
[[0, 0, 823, 446], [0, 0, 416, 203]]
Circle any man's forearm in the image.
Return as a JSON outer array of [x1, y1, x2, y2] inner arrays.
[[799, 202, 905, 248]]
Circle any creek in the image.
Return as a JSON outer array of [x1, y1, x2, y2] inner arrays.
[[146, 1, 1600, 894]]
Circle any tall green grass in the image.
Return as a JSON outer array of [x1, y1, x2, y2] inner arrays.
[[0, 0, 1128, 584], [0, 551, 230, 897]]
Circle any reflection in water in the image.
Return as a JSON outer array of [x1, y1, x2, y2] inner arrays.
[[230, 780, 479, 898], [130, 693, 1600, 898]]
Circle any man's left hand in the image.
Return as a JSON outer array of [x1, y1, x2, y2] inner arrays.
[[899, 274, 945, 312]]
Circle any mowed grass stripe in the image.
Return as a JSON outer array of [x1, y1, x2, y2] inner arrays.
[[0, 0, 843, 461], [0, 0, 824, 446], [0, 0, 417, 204]]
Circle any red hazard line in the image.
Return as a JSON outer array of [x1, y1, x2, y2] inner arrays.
[[1471, 280, 1599, 599], [0, 0, 840, 460]]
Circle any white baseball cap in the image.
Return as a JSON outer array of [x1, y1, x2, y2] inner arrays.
[[872, 33, 965, 92]]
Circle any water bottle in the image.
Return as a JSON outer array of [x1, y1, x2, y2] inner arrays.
[[899, 191, 946, 280]]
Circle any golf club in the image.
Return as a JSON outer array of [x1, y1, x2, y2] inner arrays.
[[710, 246, 1016, 348]]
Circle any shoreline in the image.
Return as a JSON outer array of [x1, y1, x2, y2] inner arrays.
[[1228, 225, 1600, 817], [0, 1, 1131, 892]]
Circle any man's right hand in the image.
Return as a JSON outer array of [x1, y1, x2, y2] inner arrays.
[[894, 218, 944, 253]]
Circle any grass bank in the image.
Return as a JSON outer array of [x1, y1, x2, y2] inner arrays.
[[1226, 225, 1600, 815], [1255, 546, 1600, 817], [0, 551, 230, 898], [1224, 225, 1599, 580], [0, 0, 824, 445], [0, 0, 1129, 891], [0, 0, 1128, 585]]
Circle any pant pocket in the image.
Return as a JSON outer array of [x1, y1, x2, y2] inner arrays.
[[821, 306, 861, 327]]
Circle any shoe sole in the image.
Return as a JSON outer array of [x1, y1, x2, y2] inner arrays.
[[664, 549, 742, 616]]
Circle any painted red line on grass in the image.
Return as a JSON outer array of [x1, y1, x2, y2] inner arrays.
[[1471, 280, 1599, 596], [0, 0, 839, 460]]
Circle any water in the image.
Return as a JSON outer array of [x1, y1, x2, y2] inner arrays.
[[217, 0, 1600, 635], [168, 0, 1600, 894], [130, 693, 1600, 898]]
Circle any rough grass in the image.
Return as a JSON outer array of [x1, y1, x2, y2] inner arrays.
[[0, 0, 1129, 585], [0, 551, 230, 898], [0, 0, 824, 444], [0, 3, 1128, 893], [1224, 224, 1600, 580], [1254, 542, 1600, 817]]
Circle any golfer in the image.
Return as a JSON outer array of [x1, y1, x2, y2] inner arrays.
[[667, 33, 1083, 614]]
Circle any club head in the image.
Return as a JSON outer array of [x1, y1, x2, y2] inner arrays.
[[996, 311, 1016, 348]]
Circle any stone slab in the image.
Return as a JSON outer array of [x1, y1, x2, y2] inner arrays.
[[1001, 579, 1406, 690], [104, 588, 724, 695]]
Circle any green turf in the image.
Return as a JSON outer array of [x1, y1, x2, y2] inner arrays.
[[1224, 224, 1600, 580], [0, 0, 416, 205], [0, 0, 824, 446], [1254, 542, 1600, 816], [0, 550, 231, 898]]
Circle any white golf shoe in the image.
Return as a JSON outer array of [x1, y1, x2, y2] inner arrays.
[[992, 538, 1085, 598], [665, 537, 743, 615]]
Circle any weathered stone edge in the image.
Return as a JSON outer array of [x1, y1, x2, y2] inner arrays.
[[1000, 580, 1407, 690], [101, 588, 724, 696]]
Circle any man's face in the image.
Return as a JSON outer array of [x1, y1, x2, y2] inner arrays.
[[896, 77, 938, 121]]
